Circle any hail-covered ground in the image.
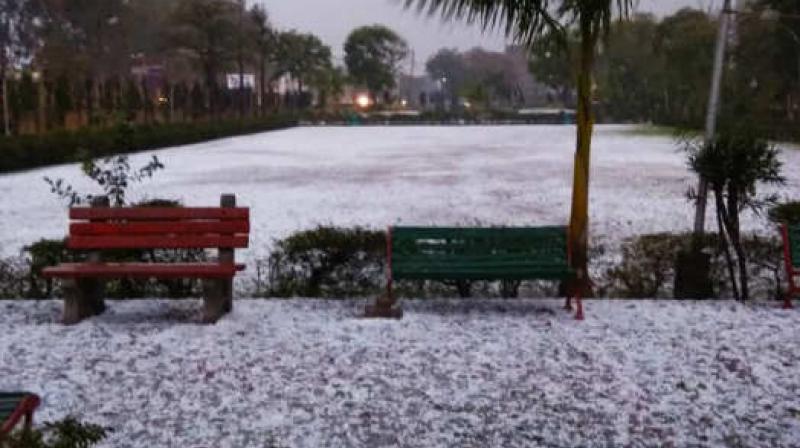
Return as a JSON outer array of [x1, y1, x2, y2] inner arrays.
[[2, 298, 800, 447], [1, 125, 798, 269], [2, 126, 800, 446]]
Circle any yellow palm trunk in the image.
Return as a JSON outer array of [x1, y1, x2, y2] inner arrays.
[[568, 21, 597, 291]]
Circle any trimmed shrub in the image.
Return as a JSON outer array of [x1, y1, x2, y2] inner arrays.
[[267, 226, 386, 297], [0, 115, 297, 174], [601, 232, 785, 299]]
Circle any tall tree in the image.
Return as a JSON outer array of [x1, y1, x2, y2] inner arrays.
[[653, 8, 716, 127], [595, 14, 663, 122], [426, 48, 468, 107], [170, 0, 239, 115], [344, 25, 409, 102], [404, 0, 633, 291], [529, 30, 578, 107], [1, 0, 43, 135], [274, 30, 333, 107]]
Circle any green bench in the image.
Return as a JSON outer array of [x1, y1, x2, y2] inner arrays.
[[366, 226, 584, 319], [781, 223, 799, 309], [0, 392, 40, 438]]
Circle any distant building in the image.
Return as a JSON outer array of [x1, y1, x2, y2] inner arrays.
[[397, 75, 440, 110]]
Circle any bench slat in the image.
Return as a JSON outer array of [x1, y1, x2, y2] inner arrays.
[[67, 235, 249, 250], [395, 271, 572, 281], [70, 207, 249, 221], [70, 220, 250, 236], [43, 263, 246, 279]]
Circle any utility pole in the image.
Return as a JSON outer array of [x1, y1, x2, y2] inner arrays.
[[693, 0, 734, 237], [676, 0, 735, 299]]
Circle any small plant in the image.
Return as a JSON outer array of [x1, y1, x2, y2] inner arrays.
[[4, 416, 108, 448], [686, 126, 784, 300], [45, 154, 164, 206]]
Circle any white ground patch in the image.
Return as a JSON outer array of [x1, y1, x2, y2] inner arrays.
[[1, 299, 799, 447], [1, 125, 798, 270]]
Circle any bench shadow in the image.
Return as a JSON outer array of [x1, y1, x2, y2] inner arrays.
[[401, 298, 564, 318], [94, 300, 205, 325]]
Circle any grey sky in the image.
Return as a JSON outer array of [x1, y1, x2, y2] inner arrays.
[[263, 0, 722, 70]]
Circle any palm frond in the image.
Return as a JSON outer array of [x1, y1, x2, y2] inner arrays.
[[404, 0, 634, 45]]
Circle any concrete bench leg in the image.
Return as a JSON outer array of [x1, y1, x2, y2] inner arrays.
[[365, 296, 403, 319], [62, 278, 106, 325], [202, 278, 232, 323]]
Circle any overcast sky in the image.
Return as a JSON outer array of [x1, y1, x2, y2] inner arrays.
[[262, 0, 722, 71]]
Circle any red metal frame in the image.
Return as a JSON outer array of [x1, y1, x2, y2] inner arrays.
[[782, 224, 798, 309], [0, 394, 40, 437]]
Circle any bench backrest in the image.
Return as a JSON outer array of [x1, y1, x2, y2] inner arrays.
[[390, 226, 572, 280], [785, 224, 800, 269], [67, 207, 250, 250]]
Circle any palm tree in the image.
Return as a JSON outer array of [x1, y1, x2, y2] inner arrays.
[[404, 0, 633, 290]]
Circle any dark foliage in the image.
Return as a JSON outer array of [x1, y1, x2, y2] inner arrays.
[[769, 201, 800, 225], [0, 116, 297, 174], [4, 416, 108, 448]]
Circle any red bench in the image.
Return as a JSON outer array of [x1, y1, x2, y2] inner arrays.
[[0, 392, 40, 439], [43, 194, 249, 324], [782, 223, 799, 309]]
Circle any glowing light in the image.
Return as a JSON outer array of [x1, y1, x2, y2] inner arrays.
[[157, 96, 169, 104], [400, 99, 408, 107], [356, 94, 370, 108]]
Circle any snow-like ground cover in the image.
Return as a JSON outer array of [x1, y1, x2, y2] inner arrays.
[[1, 125, 798, 272], [1, 298, 799, 447]]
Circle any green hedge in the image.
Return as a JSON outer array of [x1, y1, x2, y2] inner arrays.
[[0, 115, 298, 173]]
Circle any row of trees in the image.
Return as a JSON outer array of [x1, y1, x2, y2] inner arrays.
[[0, 0, 413, 135], [529, 2, 800, 138]]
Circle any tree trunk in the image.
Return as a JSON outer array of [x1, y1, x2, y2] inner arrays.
[[568, 19, 597, 294], [726, 187, 748, 300], [715, 191, 740, 300]]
